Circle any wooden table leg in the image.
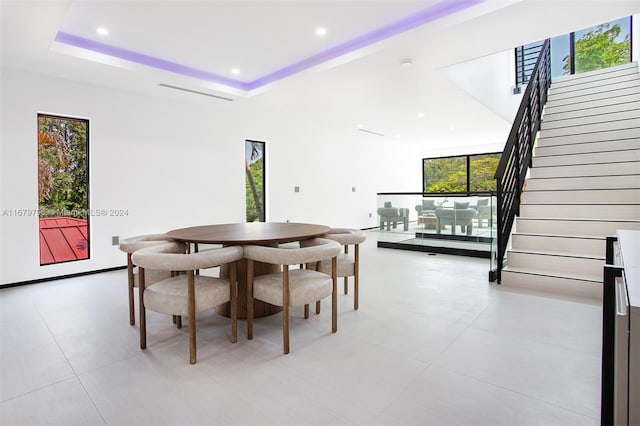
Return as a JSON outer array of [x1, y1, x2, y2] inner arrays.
[[217, 258, 282, 318]]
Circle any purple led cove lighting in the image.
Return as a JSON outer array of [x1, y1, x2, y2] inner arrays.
[[54, 32, 249, 90], [54, 0, 485, 92], [247, 0, 485, 90]]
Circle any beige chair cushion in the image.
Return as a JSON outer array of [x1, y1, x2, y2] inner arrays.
[[244, 238, 340, 265], [144, 275, 230, 316], [119, 234, 174, 254], [316, 253, 354, 277], [132, 269, 173, 288], [133, 244, 242, 271], [253, 269, 333, 307], [323, 228, 366, 246]]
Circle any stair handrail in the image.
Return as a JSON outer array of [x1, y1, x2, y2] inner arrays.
[[493, 38, 551, 282]]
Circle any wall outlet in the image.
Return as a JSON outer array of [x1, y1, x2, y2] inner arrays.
[[352, 187, 356, 192], [112, 236, 119, 246], [369, 213, 372, 218], [294, 186, 300, 192]]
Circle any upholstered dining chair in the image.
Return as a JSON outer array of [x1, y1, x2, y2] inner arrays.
[[304, 228, 366, 311], [244, 238, 341, 354], [119, 233, 176, 325], [132, 242, 244, 364]]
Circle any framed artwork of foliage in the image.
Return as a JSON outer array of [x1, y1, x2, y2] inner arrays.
[[38, 113, 90, 265], [245, 140, 265, 222]]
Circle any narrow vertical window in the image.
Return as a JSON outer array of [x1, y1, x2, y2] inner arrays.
[[38, 114, 89, 265], [245, 140, 265, 222]]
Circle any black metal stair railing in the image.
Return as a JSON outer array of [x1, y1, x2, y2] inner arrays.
[[492, 39, 551, 283], [514, 40, 545, 88]]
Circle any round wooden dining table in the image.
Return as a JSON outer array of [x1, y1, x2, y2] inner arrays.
[[166, 222, 330, 318]]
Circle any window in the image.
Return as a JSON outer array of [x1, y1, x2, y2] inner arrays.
[[515, 16, 632, 85], [469, 153, 501, 192], [38, 114, 90, 265], [423, 152, 500, 194], [572, 17, 631, 74], [423, 156, 466, 193], [245, 140, 265, 222]]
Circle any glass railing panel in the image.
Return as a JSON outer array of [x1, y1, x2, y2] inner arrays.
[[375, 192, 496, 270]]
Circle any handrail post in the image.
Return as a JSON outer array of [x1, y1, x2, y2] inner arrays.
[[514, 137, 521, 217], [495, 184, 503, 282]]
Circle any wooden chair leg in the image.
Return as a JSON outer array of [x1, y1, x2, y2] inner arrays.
[[354, 243, 360, 310], [354, 276, 359, 311], [127, 254, 135, 325], [344, 246, 349, 294], [283, 266, 290, 354], [139, 267, 147, 349], [230, 262, 238, 343], [176, 316, 182, 329], [304, 304, 309, 319], [332, 257, 337, 333], [247, 259, 254, 340], [188, 270, 197, 364], [172, 315, 177, 324], [315, 300, 321, 314]]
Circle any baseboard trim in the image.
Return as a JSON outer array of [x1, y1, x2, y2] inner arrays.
[[1, 266, 127, 289]]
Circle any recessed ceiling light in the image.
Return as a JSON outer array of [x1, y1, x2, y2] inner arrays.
[[231, 68, 240, 75], [315, 27, 327, 37], [357, 123, 364, 129], [96, 27, 109, 36], [418, 112, 425, 118], [400, 58, 413, 68]]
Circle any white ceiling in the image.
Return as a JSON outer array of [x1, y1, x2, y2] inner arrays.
[[2, 0, 638, 152]]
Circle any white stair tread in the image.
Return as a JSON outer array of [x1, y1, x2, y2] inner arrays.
[[508, 248, 604, 260], [520, 201, 640, 205], [512, 232, 605, 241], [502, 266, 601, 283], [517, 216, 640, 223]]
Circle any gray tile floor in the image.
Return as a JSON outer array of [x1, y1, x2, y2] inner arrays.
[[0, 231, 602, 425]]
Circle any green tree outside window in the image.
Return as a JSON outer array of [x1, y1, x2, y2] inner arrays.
[[564, 22, 631, 74]]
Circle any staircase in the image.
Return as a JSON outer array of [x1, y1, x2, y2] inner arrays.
[[501, 62, 640, 300]]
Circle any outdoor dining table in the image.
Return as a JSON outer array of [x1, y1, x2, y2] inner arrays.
[[166, 222, 330, 318]]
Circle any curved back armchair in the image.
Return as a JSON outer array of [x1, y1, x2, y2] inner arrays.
[[305, 228, 366, 311], [377, 202, 409, 231], [132, 242, 244, 364], [119, 233, 176, 325], [244, 238, 341, 354]]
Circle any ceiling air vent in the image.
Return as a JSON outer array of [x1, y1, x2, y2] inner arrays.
[[358, 128, 385, 137], [158, 83, 234, 101]]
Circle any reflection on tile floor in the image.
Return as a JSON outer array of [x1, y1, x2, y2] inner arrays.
[[0, 231, 601, 425]]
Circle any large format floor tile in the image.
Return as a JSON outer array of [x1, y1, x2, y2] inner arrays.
[[0, 232, 603, 425]]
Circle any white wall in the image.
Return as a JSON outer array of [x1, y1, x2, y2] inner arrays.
[[443, 49, 523, 124], [0, 68, 418, 284]]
